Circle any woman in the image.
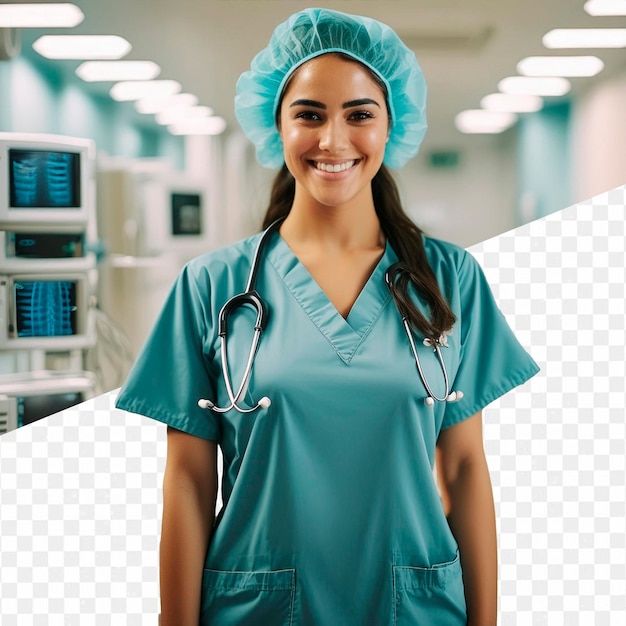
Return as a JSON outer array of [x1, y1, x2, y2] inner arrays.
[[116, 8, 539, 625]]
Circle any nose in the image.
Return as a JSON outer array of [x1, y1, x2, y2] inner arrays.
[[318, 118, 349, 153]]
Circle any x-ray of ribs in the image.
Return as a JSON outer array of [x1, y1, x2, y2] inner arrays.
[[46, 154, 73, 206], [17, 281, 74, 337]]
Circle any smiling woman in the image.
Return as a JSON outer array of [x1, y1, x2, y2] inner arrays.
[[278, 55, 389, 216], [115, 8, 540, 626]]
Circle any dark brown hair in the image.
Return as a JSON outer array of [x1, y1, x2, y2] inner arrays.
[[262, 164, 456, 340]]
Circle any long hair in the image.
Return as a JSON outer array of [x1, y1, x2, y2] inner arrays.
[[262, 164, 456, 340]]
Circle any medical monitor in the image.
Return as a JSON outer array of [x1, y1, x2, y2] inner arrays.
[[0, 133, 95, 228], [0, 371, 95, 434], [140, 175, 211, 258], [171, 191, 203, 236], [0, 271, 94, 350], [8, 231, 84, 258], [0, 229, 95, 273]]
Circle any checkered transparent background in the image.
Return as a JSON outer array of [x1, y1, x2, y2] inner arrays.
[[1, 185, 625, 624]]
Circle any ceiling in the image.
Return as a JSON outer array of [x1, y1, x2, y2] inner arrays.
[[14, 0, 626, 147]]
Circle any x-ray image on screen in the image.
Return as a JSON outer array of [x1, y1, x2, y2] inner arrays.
[[9, 150, 81, 208], [14, 280, 77, 337]]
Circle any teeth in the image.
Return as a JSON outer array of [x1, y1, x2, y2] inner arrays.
[[315, 160, 355, 173]]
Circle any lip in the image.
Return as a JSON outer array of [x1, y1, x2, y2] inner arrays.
[[309, 158, 360, 177]]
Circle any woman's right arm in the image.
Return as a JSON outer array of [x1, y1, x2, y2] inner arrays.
[[159, 426, 218, 626]]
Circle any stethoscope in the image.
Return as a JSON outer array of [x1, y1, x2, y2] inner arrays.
[[198, 219, 463, 413]]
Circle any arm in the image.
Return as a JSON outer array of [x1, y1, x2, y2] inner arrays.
[[436, 411, 497, 626], [159, 426, 218, 626]]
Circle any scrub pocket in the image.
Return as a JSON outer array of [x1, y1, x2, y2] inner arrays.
[[393, 552, 467, 626], [199, 567, 296, 626]]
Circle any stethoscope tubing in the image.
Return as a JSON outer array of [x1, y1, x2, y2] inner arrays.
[[401, 317, 450, 403], [198, 219, 283, 413], [198, 220, 462, 413]]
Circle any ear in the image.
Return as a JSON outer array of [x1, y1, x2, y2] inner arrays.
[[276, 116, 282, 135]]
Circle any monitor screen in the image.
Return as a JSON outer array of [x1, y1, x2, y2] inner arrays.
[[14, 279, 77, 337], [8, 232, 84, 258], [9, 149, 81, 209], [17, 391, 84, 427], [171, 192, 202, 236]]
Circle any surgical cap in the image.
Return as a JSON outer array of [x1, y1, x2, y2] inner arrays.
[[235, 8, 427, 169]]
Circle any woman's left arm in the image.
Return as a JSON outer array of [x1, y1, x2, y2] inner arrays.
[[436, 411, 497, 626]]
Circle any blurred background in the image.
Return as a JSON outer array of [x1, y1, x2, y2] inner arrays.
[[0, 0, 624, 431]]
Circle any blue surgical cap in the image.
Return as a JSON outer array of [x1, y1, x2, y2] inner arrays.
[[235, 8, 427, 169]]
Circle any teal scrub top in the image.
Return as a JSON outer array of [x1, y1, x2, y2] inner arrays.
[[116, 231, 539, 626]]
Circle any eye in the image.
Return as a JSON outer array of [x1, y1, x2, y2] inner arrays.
[[294, 110, 323, 121], [349, 110, 375, 121]]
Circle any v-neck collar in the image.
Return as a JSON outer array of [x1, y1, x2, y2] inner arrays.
[[266, 233, 398, 364]]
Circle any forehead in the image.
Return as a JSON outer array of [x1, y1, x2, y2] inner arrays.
[[281, 54, 386, 100]]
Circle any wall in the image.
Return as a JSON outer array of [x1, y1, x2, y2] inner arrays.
[[0, 55, 183, 166], [572, 71, 626, 203], [395, 130, 519, 248], [0, 62, 9, 128]]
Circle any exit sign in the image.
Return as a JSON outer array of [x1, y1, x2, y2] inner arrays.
[[427, 150, 460, 168]]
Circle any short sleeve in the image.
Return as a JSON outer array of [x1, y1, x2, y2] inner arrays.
[[115, 263, 220, 440], [441, 251, 540, 429]]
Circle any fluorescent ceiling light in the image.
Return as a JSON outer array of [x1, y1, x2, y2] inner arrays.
[[76, 61, 160, 82], [33, 35, 131, 60], [156, 106, 214, 126], [481, 93, 543, 113], [135, 93, 199, 115], [543, 28, 626, 48], [584, 0, 626, 16], [455, 110, 517, 134], [168, 117, 227, 136], [0, 3, 83, 28], [517, 56, 604, 77], [110, 80, 181, 102], [498, 76, 571, 96]]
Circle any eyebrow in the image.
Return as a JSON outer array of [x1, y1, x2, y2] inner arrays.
[[289, 98, 381, 109]]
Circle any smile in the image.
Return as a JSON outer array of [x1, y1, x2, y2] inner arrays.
[[313, 160, 357, 173]]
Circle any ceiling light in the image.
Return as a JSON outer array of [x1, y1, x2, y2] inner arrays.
[[543, 28, 626, 48], [135, 93, 199, 115], [498, 76, 571, 96], [584, 0, 626, 16], [76, 61, 160, 82], [518, 56, 604, 77], [0, 3, 83, 28], [168, 117, 227, 136], [33, 35, 131, 60], [455, 110, 517, 134], [110, 80, 181, 102], [156, 106, 214, 126], [481, 93, 544, 113]]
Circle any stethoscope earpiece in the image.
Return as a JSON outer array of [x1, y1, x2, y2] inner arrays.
[[258, 396, 271, 409]]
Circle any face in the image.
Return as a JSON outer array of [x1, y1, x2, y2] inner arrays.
[[278, 54, 390, 211]]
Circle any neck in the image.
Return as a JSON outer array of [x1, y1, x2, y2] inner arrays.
[[280, 187, 384, 252]]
